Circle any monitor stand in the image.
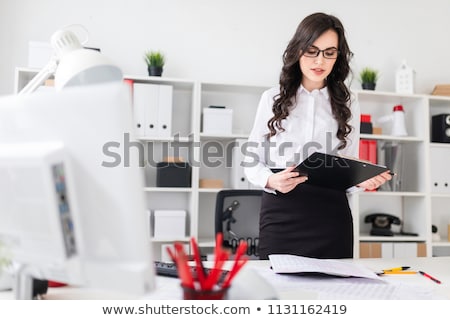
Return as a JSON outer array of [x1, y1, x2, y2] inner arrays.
[[14, 264, 48, 300]]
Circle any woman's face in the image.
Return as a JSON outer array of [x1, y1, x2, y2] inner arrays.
[[299, 29, 338, 91]]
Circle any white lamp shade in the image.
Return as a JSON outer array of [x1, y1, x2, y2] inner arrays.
[[54, 48, 123, 90]]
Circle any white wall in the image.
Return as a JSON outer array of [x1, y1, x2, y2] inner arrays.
[[1, 0, 449, 95]]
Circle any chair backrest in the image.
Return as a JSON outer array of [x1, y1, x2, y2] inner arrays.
[[214, 189, 263, 258]]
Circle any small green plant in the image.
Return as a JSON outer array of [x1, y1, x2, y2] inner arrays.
[[359, 67, 379, 84], [144, 51, 165, 67]]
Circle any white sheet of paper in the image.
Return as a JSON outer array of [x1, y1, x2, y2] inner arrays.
[[268, 254, 382, 280], [255, 264, 442, 299]]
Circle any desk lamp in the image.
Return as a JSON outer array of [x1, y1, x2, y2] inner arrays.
[[19, 27, 122, 95]]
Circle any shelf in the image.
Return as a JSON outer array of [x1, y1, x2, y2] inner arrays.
[[430, 143, 450, 149], [360, 235, 427, 242], [124, 74, 196, 90], [355, 89, 426, 100], [428, 95, 450, 103], [143, 187, 193, 192], [360, 134, 423, 142], [200, 133, 250, 140], [200, 81, 270, 94], [432, 241, 450, 247], [151, 237, 190, 243], [431, 193, 450, 198], [198, 188, 224, 193], [138, 135, 194, 142]]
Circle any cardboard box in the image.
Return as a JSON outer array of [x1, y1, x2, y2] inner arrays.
[[153, 210, 186, 238], [372, 127, 383, 135], [360, 242, 426, 258], [202, 107, 233, 135], [199, 179, 223, 188], [431, 84, 450, 96]]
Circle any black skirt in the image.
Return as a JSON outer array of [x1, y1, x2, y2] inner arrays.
[[258, 184, 353, 260]]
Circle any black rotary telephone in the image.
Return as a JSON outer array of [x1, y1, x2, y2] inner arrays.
[[364, 213, 401, 236]]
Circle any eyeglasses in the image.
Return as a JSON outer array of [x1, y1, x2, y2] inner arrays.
[[303, 46, 339, 59]]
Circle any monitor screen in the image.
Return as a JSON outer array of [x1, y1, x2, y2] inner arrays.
[[0, 83, 155, 299]]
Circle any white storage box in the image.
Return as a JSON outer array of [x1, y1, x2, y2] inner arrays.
[[202, 107, 233, 135], [153, 210, 186, 238]]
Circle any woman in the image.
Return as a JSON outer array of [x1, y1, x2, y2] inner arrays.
[[244, 12, 391, 260]]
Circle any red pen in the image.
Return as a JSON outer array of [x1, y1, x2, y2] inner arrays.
[[419, 271, 441, 284], [204, 250, 229, 290], [166, 245, 194, 288], [166, 245, 177, 262], [174, 242, 195, 289], [222, 240, 248, 288], [190, 237, 206, 289], [203, 233, 228, 290]]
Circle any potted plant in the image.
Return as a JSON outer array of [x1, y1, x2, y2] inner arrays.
[[144, 50, 165, 77], [359, 67, 379, 90]]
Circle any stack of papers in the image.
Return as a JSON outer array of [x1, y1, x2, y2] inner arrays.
[[268, 254, 382, 281]]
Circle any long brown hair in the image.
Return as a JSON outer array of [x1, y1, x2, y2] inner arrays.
[[267, 12, 353, 149]]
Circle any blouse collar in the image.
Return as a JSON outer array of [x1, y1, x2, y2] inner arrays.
[[298, 85, 329, 99]]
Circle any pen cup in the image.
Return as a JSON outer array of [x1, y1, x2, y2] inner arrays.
[[181, 284, 229, 300]]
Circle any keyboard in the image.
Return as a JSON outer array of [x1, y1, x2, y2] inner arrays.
[[154, 261, 229, 283]]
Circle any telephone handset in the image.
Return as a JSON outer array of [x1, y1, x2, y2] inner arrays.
[[364, 213, 401, 236]]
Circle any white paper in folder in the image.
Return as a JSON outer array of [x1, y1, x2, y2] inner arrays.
[[268, 254, 382, 281]]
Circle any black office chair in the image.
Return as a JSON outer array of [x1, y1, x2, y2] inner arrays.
[[214, 189, 263, 259]]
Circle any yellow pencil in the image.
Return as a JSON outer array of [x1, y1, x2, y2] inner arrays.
[[382, 271, 417, 275], [382, 266, 410, 272]]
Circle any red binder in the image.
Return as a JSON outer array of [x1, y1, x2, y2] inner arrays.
[[359, 139, 377, 164]]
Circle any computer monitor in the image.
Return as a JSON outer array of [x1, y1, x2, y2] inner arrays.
[[0, 83, 155, 299]]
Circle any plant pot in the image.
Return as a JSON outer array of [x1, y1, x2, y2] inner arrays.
[[362, 82, 376, 90], [148, 66, 163, 77]]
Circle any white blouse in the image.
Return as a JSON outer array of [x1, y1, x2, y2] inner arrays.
[[243, 85, 360, 190]]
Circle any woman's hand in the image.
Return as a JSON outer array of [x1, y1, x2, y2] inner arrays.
[[266, 166, 308, 193], [357, 171, 393, 191]]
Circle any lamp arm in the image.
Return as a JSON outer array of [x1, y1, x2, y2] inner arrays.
[[18, 57, 58, 95]]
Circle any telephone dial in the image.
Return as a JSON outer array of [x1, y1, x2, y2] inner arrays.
[[364, 213, 401, 236]]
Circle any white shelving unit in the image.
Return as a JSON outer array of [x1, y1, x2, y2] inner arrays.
[[428, 96, 450, 256], [354, 90, 431, 258], [196, 82, 270, 252], [15, 67, 450, 259]]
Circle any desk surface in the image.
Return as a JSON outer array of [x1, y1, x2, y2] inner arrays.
[[1, 256, 449, 300]]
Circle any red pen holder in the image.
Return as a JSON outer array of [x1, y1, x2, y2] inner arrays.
[[181, 284, 229, 300]]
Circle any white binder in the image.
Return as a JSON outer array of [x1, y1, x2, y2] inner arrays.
[[231, 138, 251, 189], [132, 83, 173, 138], [132, 82, 147, 136], [143, 84, 159, 137], [157, 84, 173, 138]]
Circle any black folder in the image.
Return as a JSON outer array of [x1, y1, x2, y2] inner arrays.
[[271, 152, 389, 190]]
